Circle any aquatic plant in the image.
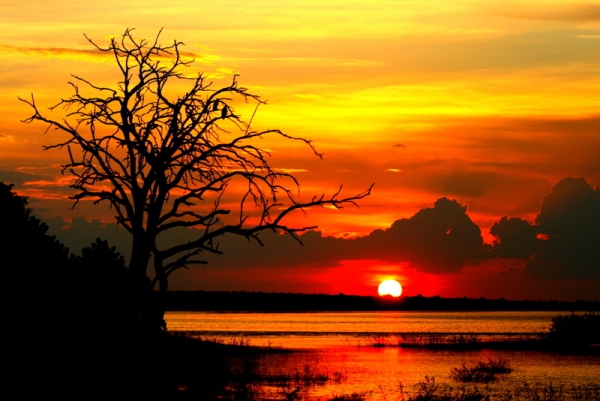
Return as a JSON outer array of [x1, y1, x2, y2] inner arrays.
[[451, 358, 513, 383]]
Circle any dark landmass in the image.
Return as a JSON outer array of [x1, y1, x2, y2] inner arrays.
[[163, 291, 599, 312]]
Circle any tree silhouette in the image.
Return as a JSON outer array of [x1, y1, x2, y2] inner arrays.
[[1, 182, 133, 331], [1, 182, 71, 297], [74, 238, 137, 331], [2, 182, 74, 390], [21, 29, 371, 333]]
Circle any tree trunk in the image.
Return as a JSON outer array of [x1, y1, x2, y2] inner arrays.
[[128, 235, 164, 335], [152, 255, 169, 331]]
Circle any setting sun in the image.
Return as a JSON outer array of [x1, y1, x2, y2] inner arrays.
[[378, 279, 403, 297]]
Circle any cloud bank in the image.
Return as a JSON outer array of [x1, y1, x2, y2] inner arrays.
[[45, 177, 600, 299]]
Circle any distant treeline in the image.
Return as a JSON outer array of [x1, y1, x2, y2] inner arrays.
[[163, 291, 599, 312]]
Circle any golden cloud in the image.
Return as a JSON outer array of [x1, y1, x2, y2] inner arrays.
[[0, 44, 222, 66], [274, 168, 308, 174]]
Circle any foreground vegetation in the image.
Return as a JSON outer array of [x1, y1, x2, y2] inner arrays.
[[398, 376, 600, 401], [251, 372, 600, 401], [11, 311, 599, 399], [330, 375, 600, 401], [69, 335, 595, 401]]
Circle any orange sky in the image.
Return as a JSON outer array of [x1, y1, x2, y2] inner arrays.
[[1, 1, 599, 300]]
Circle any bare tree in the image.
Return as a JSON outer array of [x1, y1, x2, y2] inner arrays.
[[21, 28, 371, 332]]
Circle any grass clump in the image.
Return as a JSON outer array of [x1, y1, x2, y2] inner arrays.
[[222, 356, 346, 401], [451, 358, 513, 383], [403, 376, 490, 401], [503, 381, 600, 401]]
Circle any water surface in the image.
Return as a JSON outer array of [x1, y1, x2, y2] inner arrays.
[[166, 311, 557, 348], [165, 311, 600, 400]]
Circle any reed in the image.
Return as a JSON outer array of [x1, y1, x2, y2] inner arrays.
[[365, 333, 481, 348], [400, 333, 480, 347], [195, 335, 254, 347], [224, 360, 346, 401]]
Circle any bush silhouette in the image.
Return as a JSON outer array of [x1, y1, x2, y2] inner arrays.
[[545, 312, 600, 346]]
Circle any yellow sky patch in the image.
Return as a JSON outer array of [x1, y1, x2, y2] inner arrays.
[[0, 0, 598, 239]]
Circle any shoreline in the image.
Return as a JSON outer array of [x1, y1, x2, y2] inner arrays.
[[163, 291, 600, 312]]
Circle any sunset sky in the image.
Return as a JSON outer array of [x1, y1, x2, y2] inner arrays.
[[1, 1, 599, 301]]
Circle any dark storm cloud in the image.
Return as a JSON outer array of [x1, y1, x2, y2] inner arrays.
[[352, 198, 485, 273], [191, 197, 486, 274], [524, 177, 600, 279], [489, 217, 537, 259], [46, 178, 599, 284], [48, 197, 486, 274]]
